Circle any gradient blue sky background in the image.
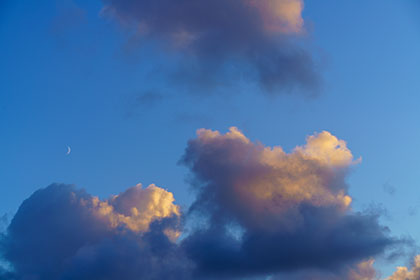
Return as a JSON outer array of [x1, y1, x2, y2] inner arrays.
[[1, 0, 420, 277]]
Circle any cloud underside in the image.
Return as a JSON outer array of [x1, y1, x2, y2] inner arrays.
[[0, 128, 403, 279], [102, 0, 321, 95]]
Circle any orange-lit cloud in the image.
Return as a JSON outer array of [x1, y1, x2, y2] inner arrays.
[[90, 183, 180, 234], [181, 127, 396, 277], [249, 0, 304, 33], [325, 255, 420, 280], [189, 127, 355, 231], [386, 255, 420, 280], [348, 259, 377, 280]]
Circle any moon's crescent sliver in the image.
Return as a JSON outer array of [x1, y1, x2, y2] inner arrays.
[[66, 146, 71, 155]]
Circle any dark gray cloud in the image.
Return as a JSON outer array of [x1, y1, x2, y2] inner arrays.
[[101, 0, 321, 96], [182, 209, 393, 278]]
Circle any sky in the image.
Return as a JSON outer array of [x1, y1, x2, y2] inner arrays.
[[1, 0, 420, 279]]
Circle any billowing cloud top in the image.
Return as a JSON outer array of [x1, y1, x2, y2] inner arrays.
[[184, 127, 355, 230], [181, 127, 396, 278], [106, 183, 180, 233], [102, 0, 320, 94]]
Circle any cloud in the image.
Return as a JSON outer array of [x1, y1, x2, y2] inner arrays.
[[0, 214, 8, 233], [348, 259, 378, 280], [272, 258, 378, 280], [0, 183, 192, 280], [0, 128, 407, 279], [180, 127, 398, 278], [101, 0, 321, 95], [135, 91, 164, 108], [386, 255, 420, 280], [307, 254, 420, 280], [383, 182, 396, 196]]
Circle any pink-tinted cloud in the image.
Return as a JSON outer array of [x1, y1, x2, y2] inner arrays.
[[101, 0, 320, 95]]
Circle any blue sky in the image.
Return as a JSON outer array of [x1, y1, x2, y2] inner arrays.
[[1, 0, 420, 278]]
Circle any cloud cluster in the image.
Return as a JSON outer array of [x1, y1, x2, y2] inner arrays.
[[180, 127, 396, 278], [0, 128, 406, 279], [0, 183, 191, 280], [102, 0, 320, 95]]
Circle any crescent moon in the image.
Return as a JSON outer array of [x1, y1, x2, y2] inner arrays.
[[66, 146, 71, 155]]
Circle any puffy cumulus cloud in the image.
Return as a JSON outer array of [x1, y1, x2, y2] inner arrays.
[[101, 0, 320, 95], [0, 183, 192, 280], [183, 127, 354, 229], [386, 255, 420, 280], [102, 183, 180, 233], [180, 127, 397, 278]]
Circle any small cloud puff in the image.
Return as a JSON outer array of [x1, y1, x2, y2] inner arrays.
[[100, 183, 180, 233]]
